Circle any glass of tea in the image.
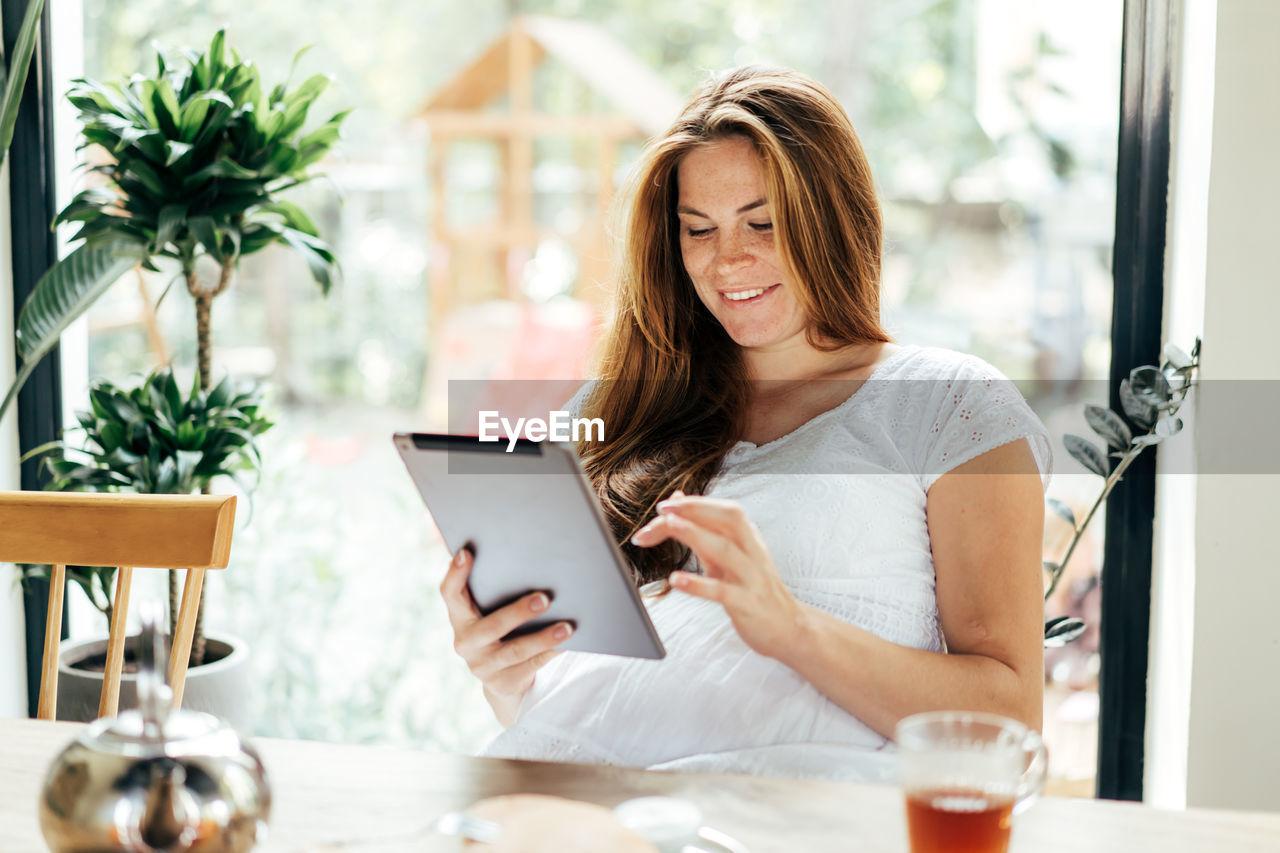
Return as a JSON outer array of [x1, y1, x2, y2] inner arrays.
[[895, 711, 1047, 853]]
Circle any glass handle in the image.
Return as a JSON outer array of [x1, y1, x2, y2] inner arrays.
[[1013, 730, 1049, 815]]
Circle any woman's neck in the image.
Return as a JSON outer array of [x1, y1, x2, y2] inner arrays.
[[742, 337, 887, 383]]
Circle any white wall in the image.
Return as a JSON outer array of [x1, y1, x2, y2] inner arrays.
[[1145, 0, 1214, 811], [1150, 0, 1280, 812]]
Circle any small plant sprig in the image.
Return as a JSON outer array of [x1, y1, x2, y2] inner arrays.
[[1042, 338, 1201, 647]]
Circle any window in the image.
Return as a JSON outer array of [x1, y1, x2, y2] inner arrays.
[[40, 0, 1122, 788]]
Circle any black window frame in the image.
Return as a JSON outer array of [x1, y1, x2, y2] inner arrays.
[[1095, 0, 1175, 802], [4, 0, 63, 718]]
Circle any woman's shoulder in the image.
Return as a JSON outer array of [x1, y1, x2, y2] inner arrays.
[[875, 343, 1012, 383]]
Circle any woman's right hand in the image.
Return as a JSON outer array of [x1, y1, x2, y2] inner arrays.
[[439, 547, 574, 728]]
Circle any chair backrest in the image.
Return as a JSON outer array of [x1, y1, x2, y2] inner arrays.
[[0, 491, 236, 720]]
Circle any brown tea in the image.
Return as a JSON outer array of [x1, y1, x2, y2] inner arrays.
[[905, 788, 1015, 853]]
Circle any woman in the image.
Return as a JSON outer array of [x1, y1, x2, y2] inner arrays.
[[440, 65, 1051, 780]]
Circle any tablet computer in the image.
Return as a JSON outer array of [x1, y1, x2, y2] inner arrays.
[[394, 432, 665, 659]]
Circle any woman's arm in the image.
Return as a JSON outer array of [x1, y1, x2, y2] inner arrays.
[[631, 438, 1045, 739]]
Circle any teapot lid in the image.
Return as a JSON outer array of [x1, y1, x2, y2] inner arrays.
[[77, 610, 240, 759]]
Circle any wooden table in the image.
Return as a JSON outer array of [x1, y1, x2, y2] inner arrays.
[[2, 718, 1278, 852]]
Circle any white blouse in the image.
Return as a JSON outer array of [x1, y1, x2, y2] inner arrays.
[[482, 344, 1052, 781]]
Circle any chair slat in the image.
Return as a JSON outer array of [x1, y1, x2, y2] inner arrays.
[[36, 565, 66, 721], [168, 567, 206, 710], [98, 566, 134, 719]]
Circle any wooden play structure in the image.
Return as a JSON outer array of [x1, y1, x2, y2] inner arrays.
[[415, 15, 683, 329]]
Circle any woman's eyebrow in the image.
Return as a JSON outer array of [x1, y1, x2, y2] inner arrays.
[[675, 198, 769, 217]]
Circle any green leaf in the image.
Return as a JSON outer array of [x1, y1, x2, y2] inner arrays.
[[1130, 366, 1173, 408], [0, 0, 47, 171], [1119, 378, 1157, 430], [184, 159, 259, 192], [53, 187, 120, 226], [0, 241, 145, 423], [155, 203, 186, 249], [161, 368, 183, 416], [263, 199, 318, 235], [207, 30, 228, 82], [1044, 616, 1087, 648], [1046, 497, 1076, 527], [1064, 434, 1109, 477], [164, 140, 193, 167], [204, 373, 232, 409], [294, 108, 350, 168], [125, 158, 170, 198], [187, 215, 223, 260], [1084, 405, 1132, 452], [152, 76, 182, 137], [274, 225, 336, 292]]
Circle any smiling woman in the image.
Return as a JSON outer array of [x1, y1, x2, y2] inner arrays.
[[436, 66, 1052, 780]]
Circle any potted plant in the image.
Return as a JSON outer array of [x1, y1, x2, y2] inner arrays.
[[3, 29, 347, 672], [21, 365, 271, 722]]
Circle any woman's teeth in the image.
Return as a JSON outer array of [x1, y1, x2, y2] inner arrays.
[[725, 287, 768, 301]]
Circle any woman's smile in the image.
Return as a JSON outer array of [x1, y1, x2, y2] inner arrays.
[[720, 283, 782, 305]]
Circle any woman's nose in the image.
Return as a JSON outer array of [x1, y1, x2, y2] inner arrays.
[[714, 233, 752, 274]]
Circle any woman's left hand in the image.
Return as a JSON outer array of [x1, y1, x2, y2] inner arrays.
[[630, 492, 805, 659]]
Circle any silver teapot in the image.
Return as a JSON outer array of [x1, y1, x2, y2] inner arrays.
[[38, 613, 271, 852]]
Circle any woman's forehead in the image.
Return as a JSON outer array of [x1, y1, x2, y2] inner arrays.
[[675, 138, 767, 208]]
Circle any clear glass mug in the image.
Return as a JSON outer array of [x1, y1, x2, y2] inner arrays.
[[896, 711, 1048, 853]]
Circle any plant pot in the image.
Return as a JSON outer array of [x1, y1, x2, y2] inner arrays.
[[54, 632, 253, 729]]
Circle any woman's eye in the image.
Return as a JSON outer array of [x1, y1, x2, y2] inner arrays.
[[749, 221, 774, 233], [685, 226, 712, 238]]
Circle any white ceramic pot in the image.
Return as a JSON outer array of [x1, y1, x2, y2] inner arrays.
[[54, 633, 252, 729]]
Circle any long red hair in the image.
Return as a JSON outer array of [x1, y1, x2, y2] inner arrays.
[[580, 66, 889, 585]]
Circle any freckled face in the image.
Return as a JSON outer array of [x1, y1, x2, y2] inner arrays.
[[675, 136, 808, 351]]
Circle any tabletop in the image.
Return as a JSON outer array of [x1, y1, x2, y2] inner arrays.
[[2, 717, 1278, 852]]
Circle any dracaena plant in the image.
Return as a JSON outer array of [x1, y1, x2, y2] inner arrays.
[[2, 28, 347, 665], [0, 27, 349, 421], [1041, 339, 1201, 648], [22, 365, 272, 630]]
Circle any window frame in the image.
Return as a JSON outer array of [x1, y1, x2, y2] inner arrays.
[[4, 0, 64, 718], [1095, 0, 1175, 802]]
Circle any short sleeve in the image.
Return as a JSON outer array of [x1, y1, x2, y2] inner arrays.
[[916, 355, 1053, 493], [561, 380, 597, 419]]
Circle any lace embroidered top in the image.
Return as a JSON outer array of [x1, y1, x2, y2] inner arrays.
[[482, 344, 1052, 781]]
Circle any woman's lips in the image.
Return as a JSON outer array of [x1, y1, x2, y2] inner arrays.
[[719, 283, 781, 307]]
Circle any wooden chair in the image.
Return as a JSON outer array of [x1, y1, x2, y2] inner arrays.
[[0, 491, 236, 720]]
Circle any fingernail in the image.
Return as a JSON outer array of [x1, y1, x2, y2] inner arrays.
[[452, 550, 465, 566], [669, 572, 687, 588], [531, 593, 549, 612], [554, 623, 573, 640]]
